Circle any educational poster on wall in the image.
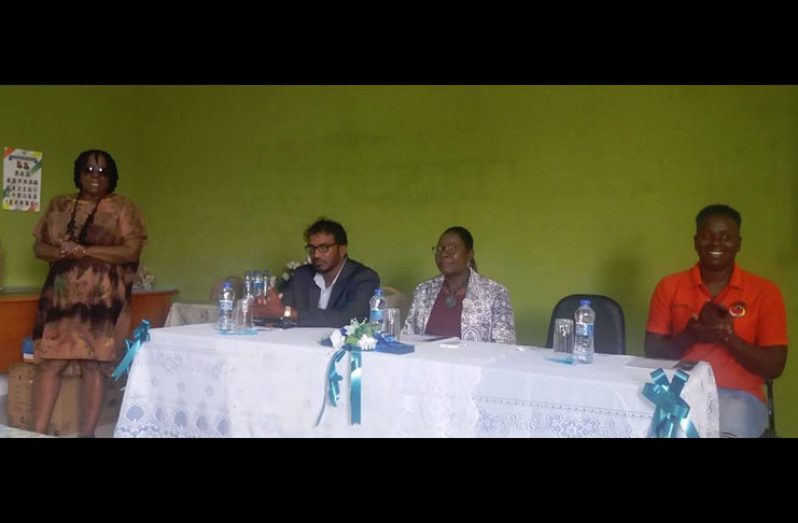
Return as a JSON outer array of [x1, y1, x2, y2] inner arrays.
[[2, 147, 43, 212]]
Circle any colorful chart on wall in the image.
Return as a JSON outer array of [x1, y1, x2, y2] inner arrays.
[[2, 147, 43, 212]]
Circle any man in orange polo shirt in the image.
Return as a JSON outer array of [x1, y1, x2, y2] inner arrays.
[[645, 204, 788, 437]]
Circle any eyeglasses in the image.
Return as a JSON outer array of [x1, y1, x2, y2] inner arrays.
[[82, 166, 109, 176], [432, 244, 459, 255], [305, 243, 337, 254]]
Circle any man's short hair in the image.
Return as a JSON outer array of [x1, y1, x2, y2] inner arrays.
[[695, 204, 742, 231], [304, 218, 348, 245]]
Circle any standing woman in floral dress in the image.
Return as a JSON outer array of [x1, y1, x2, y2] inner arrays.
[[31, 149, 147, 437]]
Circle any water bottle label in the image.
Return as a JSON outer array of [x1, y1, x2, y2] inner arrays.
[[370, 310, 384, 323], [220, 299, 233, 312], [575, 323, 593, 337]]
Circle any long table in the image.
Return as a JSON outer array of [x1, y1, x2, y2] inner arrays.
[[113, 325, 719, 438]]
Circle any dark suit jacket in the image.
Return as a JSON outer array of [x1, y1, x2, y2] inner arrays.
[[282, 257, 380, 328]]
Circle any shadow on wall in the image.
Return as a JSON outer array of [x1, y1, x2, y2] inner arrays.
[[597, 245, 648, 356]]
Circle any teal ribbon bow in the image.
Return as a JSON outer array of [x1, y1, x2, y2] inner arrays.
[[642, 368, 700, 438], [316, 347, 363, 427], [350, 350, 362, 424], [111, 319, 151, 381]]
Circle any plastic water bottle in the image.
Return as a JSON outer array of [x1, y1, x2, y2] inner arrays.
[[243, 271, 254, 298], [252, 270, 265, 297], [218, 281, 236, 332], [369, 288, 387, 331], [574, 299, 595, 363], [263, 269, 272, 294]]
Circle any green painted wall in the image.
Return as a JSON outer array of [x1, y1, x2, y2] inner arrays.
[[2, 85, 796, 435]]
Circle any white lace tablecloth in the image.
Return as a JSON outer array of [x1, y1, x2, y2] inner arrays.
[[113, 327, 719, 438], [473, 346, 719, 438]]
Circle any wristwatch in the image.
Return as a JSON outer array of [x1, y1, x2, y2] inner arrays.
[[283, 306, 292, 320]]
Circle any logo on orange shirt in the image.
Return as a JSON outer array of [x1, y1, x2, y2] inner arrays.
[[728, 301, 747, 318]]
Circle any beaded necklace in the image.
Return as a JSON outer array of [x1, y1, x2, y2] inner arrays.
[[443, 274, 469, 309], [65, 193, 104, 244]]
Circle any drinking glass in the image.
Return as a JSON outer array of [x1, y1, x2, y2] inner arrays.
[[384, 307, 401, 339], [553, 318, 574, 354]]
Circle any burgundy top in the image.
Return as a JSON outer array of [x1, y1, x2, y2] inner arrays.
[[424, 287, 462, 338]]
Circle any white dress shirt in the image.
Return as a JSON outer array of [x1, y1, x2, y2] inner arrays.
[[312, 258, 347, 309]]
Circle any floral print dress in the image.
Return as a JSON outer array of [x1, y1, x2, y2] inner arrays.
[[31, 193, 147, 368]]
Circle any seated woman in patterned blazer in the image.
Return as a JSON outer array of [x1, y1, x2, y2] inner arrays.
[[402, 226, 516, 344]]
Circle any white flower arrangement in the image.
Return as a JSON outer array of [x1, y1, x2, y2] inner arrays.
[[133, 265, 155, 290], [329, 319, 379, 351]]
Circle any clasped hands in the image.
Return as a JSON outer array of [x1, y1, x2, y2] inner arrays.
[[686, 301, 734, 345], [59, 240, 87, 259], [251, 287, 286, 319]]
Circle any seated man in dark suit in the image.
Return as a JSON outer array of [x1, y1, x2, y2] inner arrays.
[[252, 218, 380, 328]]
